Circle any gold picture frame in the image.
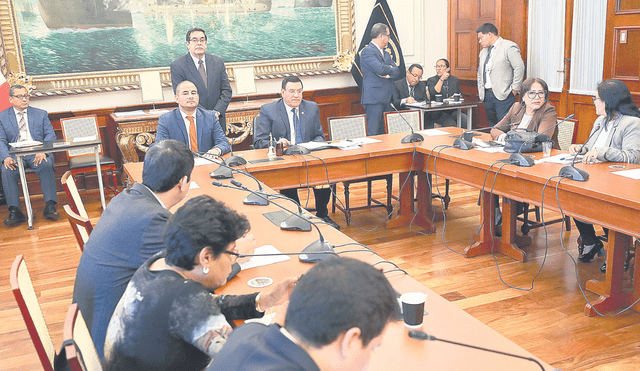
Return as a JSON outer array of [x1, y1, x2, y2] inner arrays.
[[0, 0, 356, 97]]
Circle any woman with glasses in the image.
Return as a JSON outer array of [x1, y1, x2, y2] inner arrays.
[[104, 195, 296, 371], [490, 77, 559, 146], [426, 58, 465, 127], [567, 79, 640, 269]]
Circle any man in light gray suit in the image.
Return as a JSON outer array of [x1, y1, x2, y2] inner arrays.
[[476, 23, 525, 126]]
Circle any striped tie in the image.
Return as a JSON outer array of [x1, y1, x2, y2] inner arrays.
[[18, 111, 28, 142]]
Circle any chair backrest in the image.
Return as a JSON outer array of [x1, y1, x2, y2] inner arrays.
[[61, 171, 89, 219], [64, 303, 103, 371], [557, 117, 578, 151], [10, 255, 56, 371], [64, 204, 93, 252], [384, 110, 422, 134], [60, 115, 103, 158], [327, 114, 367, 141]]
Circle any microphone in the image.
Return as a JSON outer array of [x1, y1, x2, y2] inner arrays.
[[408, 330, 547, 371], [191, 150, 234, 180], [224, 144, 247, 167], [559, 117, 599, 182], [230, 179, 269, 206], [217, 180, 334, 263], [389, 103, 424, 143], [456, 125, 495, 149], [508, 114, 575, 167], [283, 144, 310, 155]]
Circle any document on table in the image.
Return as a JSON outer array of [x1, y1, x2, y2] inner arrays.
[[612, 168, 640, 180], [535, 154, 582, 164], [239, 245, 291, 270], [299, 141, 332, 151], [194, 156, 220, 166], [10, 140, 42, 148], [416, 129, 450, 136]]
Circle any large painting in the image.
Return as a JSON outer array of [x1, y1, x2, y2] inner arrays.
[[0, 0, 355, 95]]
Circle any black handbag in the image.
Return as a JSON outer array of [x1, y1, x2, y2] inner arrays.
[[503, 128, 544, 153]]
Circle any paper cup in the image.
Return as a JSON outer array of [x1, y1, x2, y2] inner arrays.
[[400, 292, 427, 328]]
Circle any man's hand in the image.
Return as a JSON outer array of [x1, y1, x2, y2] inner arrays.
[[205, 148, 221, 159], [33, 153, 47, 167], [406, 97, 417, 104], [3, 157, 17, 170], [278, 138, 291, 147], [214, 111, 220, 119]]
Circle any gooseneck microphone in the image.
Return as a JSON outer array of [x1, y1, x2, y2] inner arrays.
[[214, 179, 335, 263], [224, 144, 248, 167], [559, 118, 601, 181], [454, 125, 495, 150], [508, 114, 575, 167], [408, 330, 548, 371], [389, 103, 424, 143]]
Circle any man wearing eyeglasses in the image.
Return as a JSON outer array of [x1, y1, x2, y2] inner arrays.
[[476, 23, 525, 126], [0, 84, 58, 226], [360, 23, 401, 136], [170, 27, 232, 133]]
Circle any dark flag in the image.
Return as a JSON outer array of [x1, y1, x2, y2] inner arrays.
[[350, 0, 405, 90]]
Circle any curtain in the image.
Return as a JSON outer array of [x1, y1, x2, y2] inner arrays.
[[527, 0, 566, 92], [569, 0, 607, 95]]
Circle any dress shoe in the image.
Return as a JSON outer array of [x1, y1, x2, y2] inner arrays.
[[5, 207, 26, 226], [578, 240, 604, 262], [43, 203, 60, 221], [319, 215, 340, 230], [600, 262, 607, 273]]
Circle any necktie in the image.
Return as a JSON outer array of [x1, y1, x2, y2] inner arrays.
[[483, 46, 493, 86], [198, 59, 207, 88], [292, 108, 303, 144], [409, 85, 415, 98], [186, 116, 198, 151], [18, 111, 28, 142]]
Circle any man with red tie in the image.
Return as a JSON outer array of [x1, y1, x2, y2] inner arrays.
[[156, 80, 231, 157]]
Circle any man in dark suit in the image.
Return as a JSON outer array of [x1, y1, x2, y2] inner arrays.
[[360, 23, 401, 136], [392, 63, 428, 108], [72, 139, 195, 361], [206, 257, 401, 371], [0, 84, 58, 225], [170, 27, 233, 132], [156, 80, 231, 157], [253, 76, 340, 230]]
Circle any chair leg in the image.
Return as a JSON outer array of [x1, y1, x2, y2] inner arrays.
[[367, 180, 373, 206], [386, 175, 393, 216], [344, 183, 351, 225], [534, 206, 541, 222], [443, 179, 450, 210], [522, 202, 530, 235], [331, 184, 337, 214], [108, 169, 119, 196], [564, 215, 572, 231]]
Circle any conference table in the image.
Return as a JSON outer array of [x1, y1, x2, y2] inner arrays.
[[407, 98, 481, 130], [124, 159, 554, 370]]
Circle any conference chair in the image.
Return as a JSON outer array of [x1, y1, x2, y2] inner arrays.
[[384, 110, 451, 209], [60, 115, 118, 196], [63, 303, 103, 371], [61, 171, 89, 218], [328, 114, 393, 225], [10, 255, 56, 371], [518, 117, 577, 234], [64, 204, 93, 252]]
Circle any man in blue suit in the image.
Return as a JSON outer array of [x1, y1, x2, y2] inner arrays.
[[360, 23, 401, 136], [0, 85, 58, 226], [156, 80, 231, 157], [170, 27, 233, 132], [254, 76, 340, 230]]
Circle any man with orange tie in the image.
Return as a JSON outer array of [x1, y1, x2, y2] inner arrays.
[[156, 80, 231, 157]]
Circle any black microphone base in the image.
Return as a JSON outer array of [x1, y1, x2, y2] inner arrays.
[[559, 165, 589, 181], [509, 153, 535, 167], [224, 155, 247, 167], [283, 145, 310, 155], [453, 138, 474, 150], [298, 239, 336, 263], [210, 166, 233, 179], [401, 132, 424, 143], [280, 212, 312, 232], [243, 190, 269, 206]]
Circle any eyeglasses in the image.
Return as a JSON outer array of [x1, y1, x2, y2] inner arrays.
[[382, 33, 390, 37], [409, 71, 422, 79], [189, 37, 207, 44], [11, 94, 29, 100], [223, 249, 241, 262], [592, 96, 601, 103], [525, 91, 547, 99], [434, 65, 447, 69]]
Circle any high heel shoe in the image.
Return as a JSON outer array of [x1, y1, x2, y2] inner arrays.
[[578, 240, 604, 262]]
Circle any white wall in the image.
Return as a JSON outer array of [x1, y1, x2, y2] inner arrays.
[[31, 0, 447, 113]]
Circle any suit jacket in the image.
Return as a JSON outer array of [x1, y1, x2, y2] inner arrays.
[[207, 323, 320, 371], [477, 37, 525, 101], [490, 101, 560, 149], [0, 106, 56, 161], [581, 114, 640, 164], [360, 43, 401, 105], [392, 78, 428, 108], [253, 99, 325, 149], [72, 183, 171, 361], [170, 52, 233, 130], [156, 107, 231, 155]]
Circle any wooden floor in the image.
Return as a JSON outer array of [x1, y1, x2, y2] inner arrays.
[[1, 178, 639, 371]]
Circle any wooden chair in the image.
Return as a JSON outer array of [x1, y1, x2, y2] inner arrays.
[[60, 115, 118, 196], [10, 255, 56, 371], [63, 303, 103, 371], [64, 204, 93, 252], [329, 114, 393, 225], [384, 110, 451, 209], [519, 117, 577, 234], [61, 171, 89, 218]]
